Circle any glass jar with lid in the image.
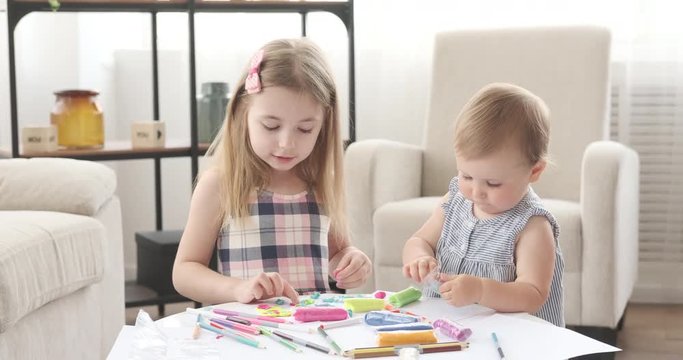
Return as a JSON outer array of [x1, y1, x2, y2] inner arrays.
[[50, 89, 104, 149]]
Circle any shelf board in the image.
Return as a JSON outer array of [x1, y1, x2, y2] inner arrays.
[[8, 0, 349, 14], [5, 139, 209, 161]]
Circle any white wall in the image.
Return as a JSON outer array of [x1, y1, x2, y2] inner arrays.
[[1, 0, 674, 282]]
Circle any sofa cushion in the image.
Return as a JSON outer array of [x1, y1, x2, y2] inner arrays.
[[0, 158, 116, 216], [0, 211, 105, 333]]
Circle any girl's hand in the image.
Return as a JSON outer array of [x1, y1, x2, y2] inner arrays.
[[333, 249, 372, 289], [234, 272, 300, 304], [438, 274, 483, 307], [402, 256, 438, 283]]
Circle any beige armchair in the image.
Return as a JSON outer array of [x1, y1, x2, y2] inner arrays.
[[346, 26, 639, 348]]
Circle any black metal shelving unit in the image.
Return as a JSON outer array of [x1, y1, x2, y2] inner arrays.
[[5, 0, 355, 311]]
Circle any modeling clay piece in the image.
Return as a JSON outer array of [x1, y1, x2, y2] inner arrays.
[[293, 307, 349, 322], [344, 298, 385, 313], [311, 291, 321, 299], [256, 306, 292, 317], [374, 291, 387, 299], [388, 286, 422, 307], [275, 298, 286, 306], [376, 330, 437, 346], [364, 311, 419, 326], [432, 319, 473, 341]]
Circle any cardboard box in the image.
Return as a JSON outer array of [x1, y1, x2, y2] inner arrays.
[[21, 125, 58, 153]]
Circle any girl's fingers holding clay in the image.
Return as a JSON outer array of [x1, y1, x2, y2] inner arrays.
[[256, 273, 274, 295], [282, 282, 300, 304], [418, 260, 433, 282]]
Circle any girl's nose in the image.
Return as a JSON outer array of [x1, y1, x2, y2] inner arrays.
[[473, 184, 487, 199], [278, 131, 295, 149]]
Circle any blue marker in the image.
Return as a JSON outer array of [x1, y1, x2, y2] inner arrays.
[[491, 332, 505, 359]]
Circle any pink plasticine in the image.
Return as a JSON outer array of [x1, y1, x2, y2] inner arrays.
[[293, 307, 349, 322]]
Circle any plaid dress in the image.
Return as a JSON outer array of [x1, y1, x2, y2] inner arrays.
[[216, 190, 331, 293]]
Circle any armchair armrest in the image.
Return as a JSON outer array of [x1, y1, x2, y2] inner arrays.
[[344, 139, 423, 272], [580, 140, 639, 327]]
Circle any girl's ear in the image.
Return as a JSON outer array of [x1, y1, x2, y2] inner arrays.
[[529, 160, 546, 183]]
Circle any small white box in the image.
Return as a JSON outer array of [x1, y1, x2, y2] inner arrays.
[[131, 121, 165, 148], [21, 125, 58, 153]]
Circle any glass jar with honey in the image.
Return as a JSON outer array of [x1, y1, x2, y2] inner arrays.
[[50, 89, 104, 149]]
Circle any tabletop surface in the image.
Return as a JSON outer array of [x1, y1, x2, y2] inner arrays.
[[108, 293, 618, 359]]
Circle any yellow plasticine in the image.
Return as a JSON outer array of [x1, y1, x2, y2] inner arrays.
[[256, 306, 292, 317], [343, 298, 385, 313], [376, 330, 438, 347]]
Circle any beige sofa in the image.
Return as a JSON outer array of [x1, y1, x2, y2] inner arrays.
[[346, 27, 639, 350], [0, 158, 124, 359]]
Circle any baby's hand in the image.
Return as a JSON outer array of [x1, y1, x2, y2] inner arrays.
[[333, 249, 372, 289], [235, 272, 300, 305], [438, 274, 483, 307], [402, 256, 437, 283]]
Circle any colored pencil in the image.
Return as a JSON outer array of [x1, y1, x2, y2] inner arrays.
[[273, 329, 334, 355], [231, 315, 310, 333], [343, 341, 469, 359], [317, 325, 343, 355], [198, 321, 265, 349]]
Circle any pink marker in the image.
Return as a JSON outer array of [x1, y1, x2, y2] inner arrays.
[[210, 317, 261, 335], [212, 308, 288, 323]]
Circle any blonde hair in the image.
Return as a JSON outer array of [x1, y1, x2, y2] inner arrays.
[[206, 38, 347, 241], [454, 83, 550, 165]]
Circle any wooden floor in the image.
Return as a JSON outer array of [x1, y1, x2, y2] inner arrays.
[[125, 302, 683, 359]]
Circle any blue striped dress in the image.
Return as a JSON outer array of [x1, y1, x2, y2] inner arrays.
[[425, 177, 565, 327]]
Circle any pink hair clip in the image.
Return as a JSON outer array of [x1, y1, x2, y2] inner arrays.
[[245, 49, 264, 94]]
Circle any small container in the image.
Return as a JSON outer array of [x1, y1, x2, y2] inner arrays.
[[197, 82, 230, 143], [50, 89, 104, 149]]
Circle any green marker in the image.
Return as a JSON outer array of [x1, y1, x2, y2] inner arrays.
[[317, 325, 343, 355], [259, 326, 302, 353]]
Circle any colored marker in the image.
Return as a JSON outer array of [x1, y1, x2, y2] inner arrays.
[[259, 326, 302, 353], [210, 317, 261, 335], [492, 332, 506, 359], [273, 330, 334, 355], [316, 316, 363, 331], [317, 325, 343, 355]]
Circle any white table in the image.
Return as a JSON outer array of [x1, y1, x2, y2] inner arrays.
[[108, 295, 619, 359]]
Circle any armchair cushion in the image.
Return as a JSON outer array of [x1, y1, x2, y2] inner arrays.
[[0, 158, 116, 216], [373, 197, 441, 292], [0, 211, 105, 333]]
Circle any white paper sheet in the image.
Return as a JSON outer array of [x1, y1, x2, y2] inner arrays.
[[459, 313, 622, 359]]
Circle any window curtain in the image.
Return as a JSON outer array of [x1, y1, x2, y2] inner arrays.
[[609, 0, 683, 303]]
